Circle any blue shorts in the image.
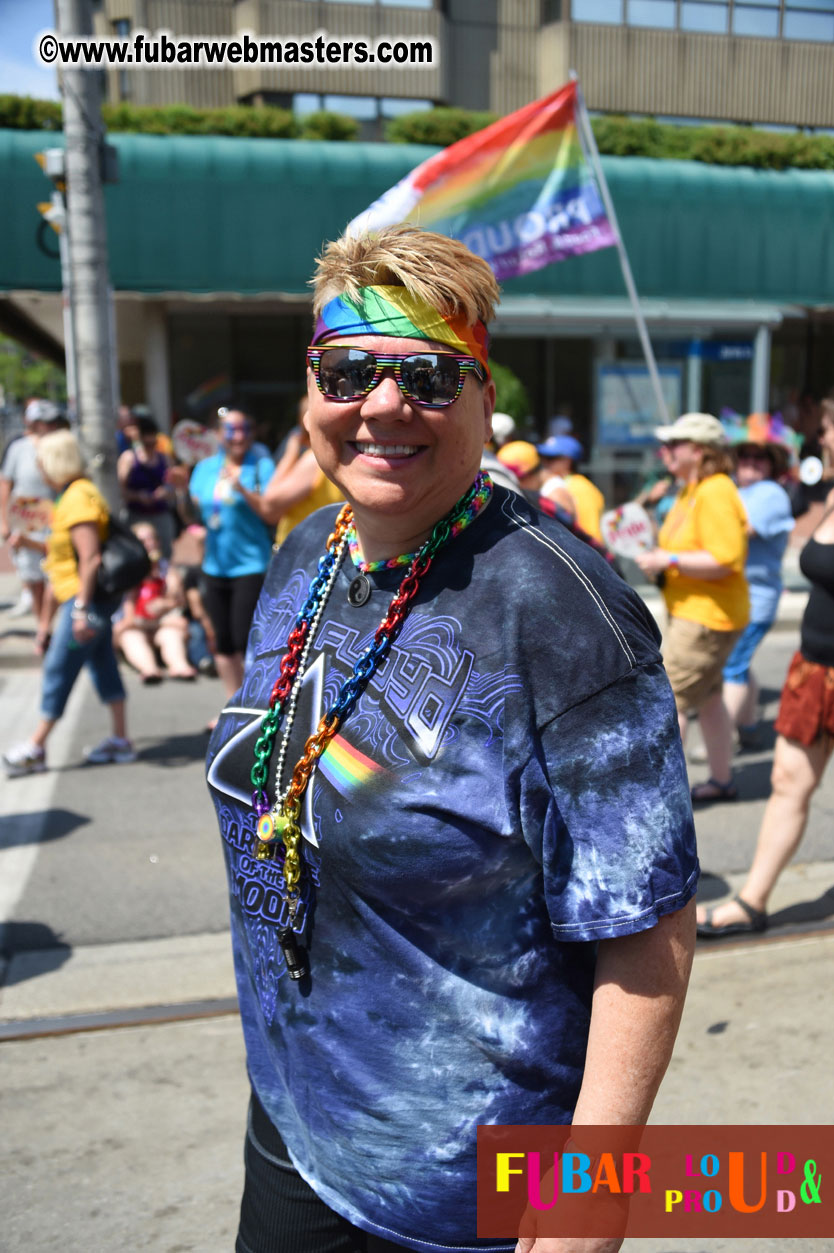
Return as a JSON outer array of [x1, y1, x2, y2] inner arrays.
[[722, 619, 774, 685], [41, 597, 126, 720]]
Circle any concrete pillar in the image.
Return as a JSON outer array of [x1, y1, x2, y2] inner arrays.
[[144, 303, 172, 432], [751, 324, 772, 413]]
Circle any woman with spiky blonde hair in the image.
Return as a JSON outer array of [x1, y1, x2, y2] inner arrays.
[[207, 226, 697, 1253]]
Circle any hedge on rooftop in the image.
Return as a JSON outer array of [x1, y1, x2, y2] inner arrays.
[[3, 93, 834, 171]]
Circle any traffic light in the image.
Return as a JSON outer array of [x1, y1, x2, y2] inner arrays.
[[34, 147, 67, 192]]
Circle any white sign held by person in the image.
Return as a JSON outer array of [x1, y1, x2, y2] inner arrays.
[[601, 502, 654, 558], [172, 420, 218, 466], [8, 496, 53, 534]]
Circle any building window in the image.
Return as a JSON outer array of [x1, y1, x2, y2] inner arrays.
[[323, 94, 380, 120], [300, 0, 434, 5], [542, 0, 563, 18], [626, 0, 676, 26], [783, 7, 834, 39], [574, 0, 834, 37], [732, 4, 780, 35], [572, 0, 624, 22], [294, 93, 323, 115], [381, 97, 433, 116], [292, 94, 432, 139], [680, 1, 729, 31], [112, 18, 131, 101]]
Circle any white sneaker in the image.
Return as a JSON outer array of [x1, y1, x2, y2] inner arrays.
[[8, 589, 34, 618], [3, 741, 47, 777], [83, 736, 137, 765]]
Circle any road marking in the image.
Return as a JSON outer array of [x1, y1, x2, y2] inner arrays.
[[0, 670, 88, 929]]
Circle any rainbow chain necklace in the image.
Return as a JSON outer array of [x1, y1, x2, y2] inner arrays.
[[344, 472, 492, 572], [248, 471, 492, 977]]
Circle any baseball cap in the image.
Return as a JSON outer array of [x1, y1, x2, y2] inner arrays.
[[537, 434, 584, 461], [24, 399, 62, 424], [655, 412, 727, 446], [497, 440, 540, 479], [490, 412, 516, 447]]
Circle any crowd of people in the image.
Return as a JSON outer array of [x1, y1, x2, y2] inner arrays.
[[474, 395, 834, 947], [0, 395, 345, 766]]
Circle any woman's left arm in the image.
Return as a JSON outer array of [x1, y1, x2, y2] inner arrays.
[[637, 548, 734, 579], [70, 521, 103, 642], [515, 904, 695, 1253], [573, 900, 696, 1124]]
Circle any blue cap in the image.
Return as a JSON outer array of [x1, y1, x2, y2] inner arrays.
[[536, 435, 584, 461]]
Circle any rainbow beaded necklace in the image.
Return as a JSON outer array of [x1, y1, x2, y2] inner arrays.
[[248, 471, 492, 978], [344, 472, 492, 573]]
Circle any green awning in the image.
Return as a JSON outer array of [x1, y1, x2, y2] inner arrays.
[[2, 128, 834, 306]]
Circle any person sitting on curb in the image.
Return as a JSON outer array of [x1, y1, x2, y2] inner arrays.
[[113, 522, 197, 683]]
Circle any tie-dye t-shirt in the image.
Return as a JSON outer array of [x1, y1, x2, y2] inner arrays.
[[207, 486, 697, 1253]]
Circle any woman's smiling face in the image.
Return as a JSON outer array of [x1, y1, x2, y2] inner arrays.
[[304, 334, 494, 539]]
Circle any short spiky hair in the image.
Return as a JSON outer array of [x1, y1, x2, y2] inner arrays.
[[311, 225, 500, 327]]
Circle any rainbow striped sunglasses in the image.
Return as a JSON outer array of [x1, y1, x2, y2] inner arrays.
[[307, 345, 486, 409]]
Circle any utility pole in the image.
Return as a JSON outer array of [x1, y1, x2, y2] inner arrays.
[[55, 0, 120, 507]]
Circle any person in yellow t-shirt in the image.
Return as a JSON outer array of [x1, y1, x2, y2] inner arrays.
[[636, 413, 749, 805], [536, 434, 605, 539], [2, 430, 136, 778]]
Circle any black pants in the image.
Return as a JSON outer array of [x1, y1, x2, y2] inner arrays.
[[201, 570, 265, 656], [237, 1092, 408, 1253]]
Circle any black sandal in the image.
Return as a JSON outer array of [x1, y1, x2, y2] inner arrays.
[[691, 777, 738, 805], [697, 895, 767, 939]]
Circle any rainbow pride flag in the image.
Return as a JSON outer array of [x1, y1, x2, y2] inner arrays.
[[348, 81, 616, 281]]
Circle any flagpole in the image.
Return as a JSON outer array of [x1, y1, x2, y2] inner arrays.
[[571, 74, 670, 425]]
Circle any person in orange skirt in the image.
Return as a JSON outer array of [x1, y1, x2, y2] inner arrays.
[[697, 484, 834, 937]]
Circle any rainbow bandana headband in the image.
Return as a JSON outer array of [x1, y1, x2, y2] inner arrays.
[[312, 284, 490, 372]]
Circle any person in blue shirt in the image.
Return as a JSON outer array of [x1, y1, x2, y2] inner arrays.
[[723, 441, 794, 748], [207, 227, 697, 1253], [189, 409, 275, 716]]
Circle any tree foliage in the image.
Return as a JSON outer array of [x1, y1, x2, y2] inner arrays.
[[384, 107, 498, 147], [0, 335, 66, 409], [298, 111, 359, 142], [489, 359, 530, 426]]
